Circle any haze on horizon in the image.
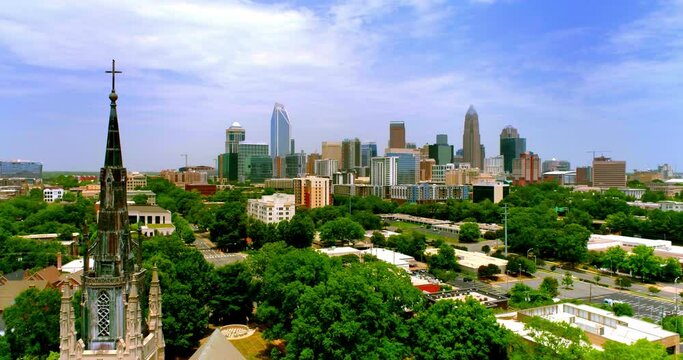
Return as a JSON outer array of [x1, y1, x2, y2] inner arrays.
[[0, 0, 681, 172]]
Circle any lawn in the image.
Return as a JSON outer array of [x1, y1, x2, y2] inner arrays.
[[231, 330, 273, 360], [388, 221, 459, 244]]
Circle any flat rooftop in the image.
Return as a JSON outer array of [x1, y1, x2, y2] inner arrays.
[[499, 303, 679, 348]]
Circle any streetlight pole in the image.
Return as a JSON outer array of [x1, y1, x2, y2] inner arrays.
[[504, 204, 508, 257], [675, 277, 680, 315], [527, 248, 533, 266]]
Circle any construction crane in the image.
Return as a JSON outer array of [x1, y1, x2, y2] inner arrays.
[[586, 150, 611, 160], [180, 154, 188, 167]]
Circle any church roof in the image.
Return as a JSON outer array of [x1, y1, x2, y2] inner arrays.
[[189, 329, 245, 360]]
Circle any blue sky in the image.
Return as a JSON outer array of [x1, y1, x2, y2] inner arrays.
[[0, 0, 681, 172]]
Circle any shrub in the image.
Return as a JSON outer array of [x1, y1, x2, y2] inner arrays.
[[648, 286, 661, 294], [481, 245, 491, 254]]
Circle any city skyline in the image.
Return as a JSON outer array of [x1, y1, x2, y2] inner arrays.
[[1, 1, 682, 171]]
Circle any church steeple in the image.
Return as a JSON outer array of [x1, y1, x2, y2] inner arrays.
[[104, 60, 123, 167], [61, 60, 164, 360]]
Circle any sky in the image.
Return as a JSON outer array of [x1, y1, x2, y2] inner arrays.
[[0, 0, 681, 172]]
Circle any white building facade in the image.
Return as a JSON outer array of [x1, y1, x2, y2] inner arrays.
[[248, 193, 296, 224], [43, 188, 64, 202], [370, 156, 398, 186]]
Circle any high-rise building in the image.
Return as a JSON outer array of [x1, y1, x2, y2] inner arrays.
[[386, 150, 420, 185], [306, 153, 321, 175], [361, 142, 378, 167], [463, 105, 483, 170], [238, 143, 269, 183], [59, 64, 165, 360], [512, 151, 541, 185], [0, 160, 43, 181], [285, 152, 307, 178], [270, 103, 291, 176], [500, 125, 527, 174], [542, 158, 571, 173], [592, 156, 626, 188], [341, 138, 361, 172], [389, 121, 406, 149], [290, 139, 296, 155], [321, 141, 342, 171], [659, 164, 675, 179], [370, 157, 398, 187], [314, 159, 338, 178], [225, 122, 245, 153], [428, 134, 454, 165], [293, 176, 331, 209]]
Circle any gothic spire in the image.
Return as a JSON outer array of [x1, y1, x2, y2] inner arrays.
[[104, 60, 123, 167]]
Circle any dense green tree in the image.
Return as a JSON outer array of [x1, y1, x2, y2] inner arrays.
[[603, 246, 628, 274], [246, 218, 278, 250], [428, 244, 458, 271], [458, 222, 480, 243], [539, 277, 559, 297], [172, 213, 196, 244], [477, 264, 501, 279], [209, 262, 253, 324], [255, 248, 336, 340], [661, 315, 683, 336], [142, 236, 215, 353], [282, 214, 316, 248], [3, 287, 61, 359], [132, 193, 149, 205], [387, 233, 427, 260], [285, 261, 424, 359], [615, 277, 632, 289], [351, 210, 382, 230], [508, 283, 553, 309], [370, 231, 386, 247], [318, 217, 365, 246], [410, 299, 508, 360], [507, 255, 537, 275], [660, 257, 682, 281], [209, 202, 247, 251], [587, 339, 670, 360], [556, 224, 590, 264], [626, 245, 661, 281], [611, 303, 634, 316]]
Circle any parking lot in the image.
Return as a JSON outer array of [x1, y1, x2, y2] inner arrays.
[[588, 293, 678, 322]]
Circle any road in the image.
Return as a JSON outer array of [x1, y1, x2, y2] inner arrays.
[[192, 235, 246, 267]]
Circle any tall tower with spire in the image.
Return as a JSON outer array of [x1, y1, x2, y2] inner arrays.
[[462, 105, 483, 169], [60, 60, 164, 360]]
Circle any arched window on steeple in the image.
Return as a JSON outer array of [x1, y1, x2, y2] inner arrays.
[[96, 291, 111, 337]]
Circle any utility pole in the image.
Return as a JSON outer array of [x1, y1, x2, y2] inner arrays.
[[180, 154, 188, 167], [504, 204, 508, 257]]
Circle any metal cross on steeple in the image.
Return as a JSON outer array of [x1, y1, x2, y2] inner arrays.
[[105, 59, 122, 92]]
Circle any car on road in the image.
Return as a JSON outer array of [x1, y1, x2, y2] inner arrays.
[[603, 298, 624, 306]]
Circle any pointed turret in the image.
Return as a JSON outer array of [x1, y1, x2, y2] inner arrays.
[[148, 265, 166, 359], [59, 285, 77, 360]]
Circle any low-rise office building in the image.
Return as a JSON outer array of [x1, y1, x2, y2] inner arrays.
[[127, 205, 175, 236], [247, 193, 295, 224], [497, 303, 679, 354]]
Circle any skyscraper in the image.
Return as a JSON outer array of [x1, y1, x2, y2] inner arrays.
[[386, 150, 420, 185], [428, 134, 454, 165], [500, 125, 526, 174], [60, 61, 164, 360], [225, 122, 245, 153], [361, 142, 378, 167], [389, 121, 406, 149], [371, 156, 398, 186], [321, 141, 342, 171], [342, 138, 361, 171], [270, 103, 291, 158], [462, 105, 483, 169], [219, 122, 245, 182]]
